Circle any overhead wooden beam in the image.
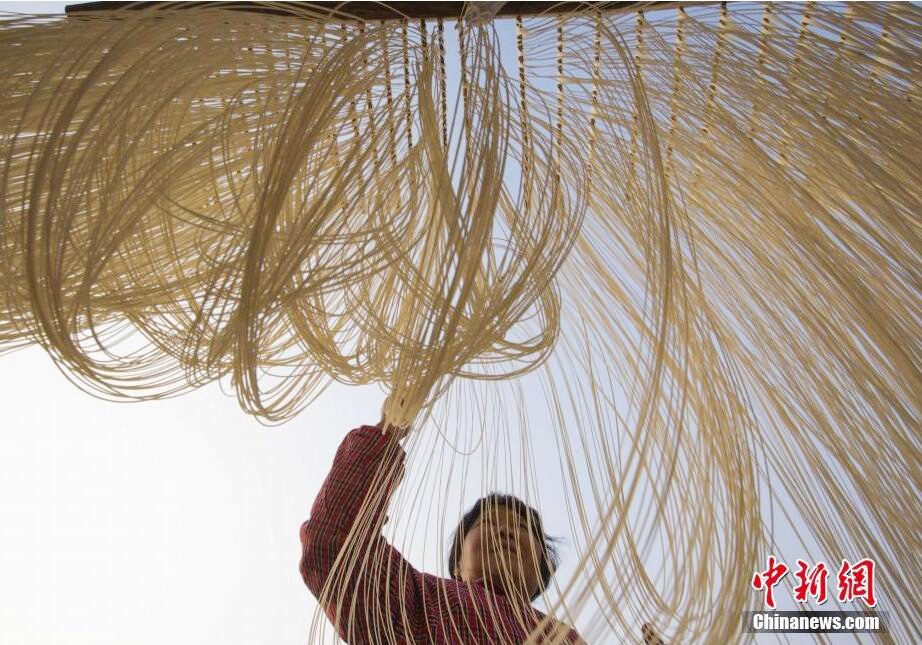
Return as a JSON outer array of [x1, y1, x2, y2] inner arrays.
[[64, 1, 665, 22]]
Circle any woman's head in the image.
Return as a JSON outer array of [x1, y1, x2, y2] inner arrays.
[[448, 494, 559, 602]]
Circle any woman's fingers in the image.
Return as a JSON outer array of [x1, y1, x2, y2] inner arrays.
[[378, 417, 411, 442]]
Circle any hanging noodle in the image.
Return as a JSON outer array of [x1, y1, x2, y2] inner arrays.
[[0, 2, 919, 642]]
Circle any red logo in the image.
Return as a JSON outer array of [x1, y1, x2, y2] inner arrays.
[[751, 556, 789, 609], [837, 559, 876, 607], [752, 557, 877, 608], [793, 560, 829, 604]]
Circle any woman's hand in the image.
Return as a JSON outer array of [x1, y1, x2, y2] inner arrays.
[[379, 395, 412, 442], [378, 416, 411, 443]]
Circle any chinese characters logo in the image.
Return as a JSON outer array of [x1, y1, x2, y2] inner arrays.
[[751, 557, 876, 609]]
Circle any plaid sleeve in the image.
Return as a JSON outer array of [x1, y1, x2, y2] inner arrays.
[[299, 424, 425, 643], [301, 424, 403, 539]]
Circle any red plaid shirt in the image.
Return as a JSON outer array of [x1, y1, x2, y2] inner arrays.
[[300, 425, 585, 644]]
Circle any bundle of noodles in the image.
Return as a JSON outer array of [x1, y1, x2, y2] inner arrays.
[[0, 2, 918, 643], [0, 5, 581, 424]]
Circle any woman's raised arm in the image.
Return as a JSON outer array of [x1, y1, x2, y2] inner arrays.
[[299, 423, 424, 643]]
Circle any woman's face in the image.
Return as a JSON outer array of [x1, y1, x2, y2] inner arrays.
[[454, 502, 544, 601]]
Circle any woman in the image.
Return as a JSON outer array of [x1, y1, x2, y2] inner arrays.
[[299, 420, 586, 643], [299, 419, 670, 643]]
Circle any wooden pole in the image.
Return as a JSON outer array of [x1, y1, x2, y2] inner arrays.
[[64, 1, 669, 22]]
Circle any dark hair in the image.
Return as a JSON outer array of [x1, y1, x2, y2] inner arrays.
[[447, 493, 560, 601]]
